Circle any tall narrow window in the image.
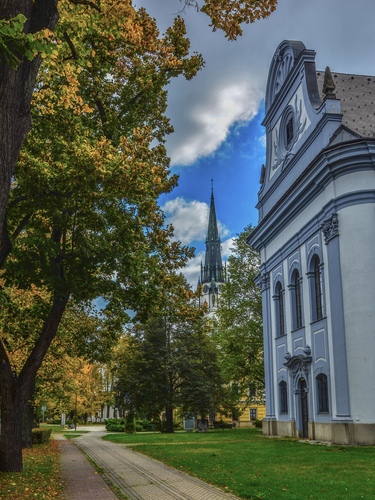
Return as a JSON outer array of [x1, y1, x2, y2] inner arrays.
[[279, 381, 288, 414], [314, 257, 323, 320], [317, 374, 329, 413], [276, 282, 285, 336], [294, 270, 303, 329]]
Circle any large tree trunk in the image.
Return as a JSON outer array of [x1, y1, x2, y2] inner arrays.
[[0, 1, 58, 247], [165, 405, 174, 433], [22, 400, 36, 449], [0, 364, 24, 471], [0, 291, 69, 471]]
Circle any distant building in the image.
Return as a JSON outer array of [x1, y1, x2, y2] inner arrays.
[[249, 40, 375, 444], [197, 185, 265, 427], [197, 185, 225, 314]]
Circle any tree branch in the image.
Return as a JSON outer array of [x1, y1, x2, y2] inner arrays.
[[12, 213, 32, 241], [63, 30, 79, 61]]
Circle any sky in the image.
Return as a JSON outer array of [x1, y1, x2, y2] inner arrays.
[[135, 0, 375, 287]]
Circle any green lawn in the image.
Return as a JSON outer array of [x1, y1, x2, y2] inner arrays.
[[103, 428, 375, 499]]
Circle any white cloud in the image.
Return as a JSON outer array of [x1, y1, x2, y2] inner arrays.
[[182, 251, 205, 288], [162, 198, 208, 244], [168, 80, 263, 166], [162, 197, 230, 245], [221, 237, 236, 259], [139, 0, 375, 169]]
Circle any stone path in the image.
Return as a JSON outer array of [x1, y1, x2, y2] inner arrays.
[[59, 428, 240, 500], [59, 439, 117, 499]]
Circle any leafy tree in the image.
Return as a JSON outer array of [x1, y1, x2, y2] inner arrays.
[[0, 0, 277, 472], [185, 0, 278, 40], [213, 226, 264, 415], [113, 280, 223, 433], [0, 283, 116, 440], [0, 0, 279, 245], [0, 2, 201, 472]]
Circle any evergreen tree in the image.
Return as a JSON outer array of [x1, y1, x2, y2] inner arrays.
[[114, 283, 223, 432]]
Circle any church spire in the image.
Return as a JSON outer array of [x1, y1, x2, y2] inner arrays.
[[201, 181, 224, 284]]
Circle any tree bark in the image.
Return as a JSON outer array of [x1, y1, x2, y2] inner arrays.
[[0, 1, 59, 252], [22, 401, 35, 449], [0, 363, 24, 471], [165, 405, 174, 433]]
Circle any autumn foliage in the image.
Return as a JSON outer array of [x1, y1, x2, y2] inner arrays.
[[0, 0, 280, 473]]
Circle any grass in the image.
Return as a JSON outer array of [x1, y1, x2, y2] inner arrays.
[[103, 428, 375, 499], [0, 441, 62, 499], [41, 423, 90, 439]]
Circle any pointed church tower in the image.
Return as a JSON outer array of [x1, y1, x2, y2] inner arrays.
[[198, 182, 225, 313]]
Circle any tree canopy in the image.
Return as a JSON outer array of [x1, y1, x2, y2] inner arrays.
[[0, 0, 202, 472], [186, 0, 278, 40], [213, 226, 264, 413], [0, 0, 278, 472], [114, 302, 223, 433]]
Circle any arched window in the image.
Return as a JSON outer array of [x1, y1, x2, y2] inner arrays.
[[275, 282, 285, 337], [317, 374, 329, 413], [279, 381, 288, 413], [291, 269, 303, 329], [313, 257, 323, 320]]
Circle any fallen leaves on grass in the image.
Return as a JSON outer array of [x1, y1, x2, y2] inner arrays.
[[0, 441, 63, 499]]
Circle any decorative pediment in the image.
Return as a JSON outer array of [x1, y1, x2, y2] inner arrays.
[[284, 353, 312, 378], [265, 40, 306, 112]]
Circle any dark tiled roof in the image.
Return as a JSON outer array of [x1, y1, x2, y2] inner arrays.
[[316, 71, 375, 138]]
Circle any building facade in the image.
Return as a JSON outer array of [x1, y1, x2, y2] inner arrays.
[[249, 40, 375, 444]]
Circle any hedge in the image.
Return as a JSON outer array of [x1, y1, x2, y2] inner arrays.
[[32, 427, 52, 444]]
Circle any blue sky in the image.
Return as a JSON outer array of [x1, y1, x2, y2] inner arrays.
[[137, 0, 375, 286], [159, 109, 265, 233]]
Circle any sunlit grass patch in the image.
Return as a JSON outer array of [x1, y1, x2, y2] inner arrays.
[[104, 428, 375, 499]]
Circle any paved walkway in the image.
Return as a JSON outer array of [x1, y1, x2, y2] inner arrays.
[[59, 428, 240, 500]]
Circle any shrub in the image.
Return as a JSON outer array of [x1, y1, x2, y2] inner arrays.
[[105, 417, 161, 432], [32, 427, 52, 444], [105, 418, 125, 432], [254, 419, 263, 428]]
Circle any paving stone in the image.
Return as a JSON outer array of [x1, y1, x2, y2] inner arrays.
[[59, 428, 239, 500]]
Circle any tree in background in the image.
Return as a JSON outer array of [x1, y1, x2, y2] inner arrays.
[[213, 226, 264, 418], [0, 283, 116, 443], [113, 277, 223, 433]]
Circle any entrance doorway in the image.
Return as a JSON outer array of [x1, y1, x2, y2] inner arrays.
[[299, 377, 308, 438]]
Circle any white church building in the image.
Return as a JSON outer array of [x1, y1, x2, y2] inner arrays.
[[249, 40, 375, 444]]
